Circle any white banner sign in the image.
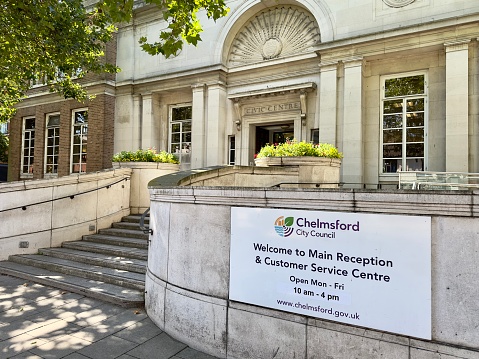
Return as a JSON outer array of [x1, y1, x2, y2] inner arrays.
[[230, 207, 431, 339]]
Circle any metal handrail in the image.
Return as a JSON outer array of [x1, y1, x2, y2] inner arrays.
[[140, 207, 153, 235], [0, 176, 129, 213]]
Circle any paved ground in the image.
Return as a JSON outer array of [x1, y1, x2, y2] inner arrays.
[[0, 274, 218, 359]]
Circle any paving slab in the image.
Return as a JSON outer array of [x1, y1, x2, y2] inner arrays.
[[0, 275, 219, 359]]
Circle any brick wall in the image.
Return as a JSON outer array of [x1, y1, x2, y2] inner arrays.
[[8, 95, 115, 181]]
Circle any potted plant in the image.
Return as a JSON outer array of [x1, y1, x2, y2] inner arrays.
[[112, 148, 179, 213], [254, 139, 342, 188]]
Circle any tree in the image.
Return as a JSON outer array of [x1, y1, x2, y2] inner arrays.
[[0, 0, 228, 122], [0, 133, 8, 163]]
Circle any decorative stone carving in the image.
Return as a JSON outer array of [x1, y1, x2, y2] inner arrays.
[[382, 0, 415, 7], [228, 6, 320, 67]]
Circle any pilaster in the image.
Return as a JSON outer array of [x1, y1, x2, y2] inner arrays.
[[318, 61, 338, 145], [206, 82, 227, 166], [191, 84, 206, 169]]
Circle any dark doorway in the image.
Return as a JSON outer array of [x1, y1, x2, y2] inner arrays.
[[255, 123, 294, 153]]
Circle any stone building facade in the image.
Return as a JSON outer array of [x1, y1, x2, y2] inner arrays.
[[8, 0, 479, 186]]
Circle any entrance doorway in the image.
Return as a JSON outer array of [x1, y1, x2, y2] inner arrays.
[[255, 123, 294, 153]]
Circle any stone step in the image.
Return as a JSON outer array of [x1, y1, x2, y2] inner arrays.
[[39, 247, 147, 274], [8, 254, 145, 290], [121, 215, 149, 224], [111, 221, 145, 231], [98, 227, 149, 240], [0, 261, 144, 308], [62, 241, 148, 260], [82, 234, 149, 249]]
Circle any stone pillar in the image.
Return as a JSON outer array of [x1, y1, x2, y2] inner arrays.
[[131, 94, 142, 150], [140, 93, 160, 149], [206, 82, 227, 166], [445, 40, 470, 172], [191, 84, 206, 169], [318, 61, 338, 145], [341, 58, 364, 186]]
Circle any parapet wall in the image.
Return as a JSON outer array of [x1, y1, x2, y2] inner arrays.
[[146, 178, 479, 359], [0, 169, 131, 260]]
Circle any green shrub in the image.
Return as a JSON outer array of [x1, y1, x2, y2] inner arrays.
[[112, 148, 179, 164], [256, 139, 342, 159]]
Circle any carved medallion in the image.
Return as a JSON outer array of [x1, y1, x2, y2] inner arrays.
[[228, 7, 320, 66], [382, 0, 415, 7]]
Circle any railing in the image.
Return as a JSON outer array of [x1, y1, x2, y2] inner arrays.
[[399, 171, 479, 190], [140, 207, 152, 235], [0, 176, 129, 213]]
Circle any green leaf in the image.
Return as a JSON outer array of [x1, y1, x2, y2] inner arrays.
[[284, 217, 294, 227]]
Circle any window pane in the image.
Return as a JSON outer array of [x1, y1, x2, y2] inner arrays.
[[25, 118, 35, 129], [47, 115, 60, 127], [171, 123, 181, 133], [406, 98, 424, 112], [406, 143, 424, 157], [172, 107, 192, 121], [383, 114, 402, 129], [406, 128, 424, 142], [383, 159, 401, 173], [385, 75, 425, 97], [182, 122, 191, 132], [383, 129, 402, 143], [74, 111, 88, 124], [383, 144, 402, 158], [406, 158, 424, 171], [406, 113, 424, 127], [383, 100, 403, 114], [183, 132, 191, 142], [72, 154, 80, 163], [171, 133, 180, 143]]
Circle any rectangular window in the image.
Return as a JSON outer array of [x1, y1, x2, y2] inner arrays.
[[229, 136, 236, 165], [169, 105, 192, 170], [71, 109, 88, 174], [0, 121, 9, 135], [381, 73, 426, 173], [22, 117, 35, 175], [45, 113, 60, 174]]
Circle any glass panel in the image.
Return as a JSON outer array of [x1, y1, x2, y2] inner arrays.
[[171, 133, 180, 142], [406, 98, 424, 112], [311, 129, 319, 144], [82, 125, 88, 135], [406, 113, 424, 127], [182, 121, 191, 132], [47, 115, 60, 127], [23, 165, 29, 173], [47, 147, 53, 155], [183, 132, 191, 142], [385, 75, 425, 97], [74, 111, 88, 124], [383, 114, 402, 129], [383, 100, 403, 114], [72, 154, 80, 163], [383, 129, 402, 143], [171, 144, 180, 153], [383, 159, 401, 173], [406, 128, 424, 142], [47, 137, 54, 146], [406, 143, 424, 157], [172, 107, 192, 121], [383, 144, 402, 158], [406, 158, 424, 171], [171, 123, 181, 132], [25, 118, 35, 129]]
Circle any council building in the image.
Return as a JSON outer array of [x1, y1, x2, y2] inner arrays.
[[7, 0, 479, 187]]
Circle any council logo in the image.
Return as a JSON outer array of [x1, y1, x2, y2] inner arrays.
[[274, 216, 294, 237]]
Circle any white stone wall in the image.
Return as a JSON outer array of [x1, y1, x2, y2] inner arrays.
[[147, 184, 479, 358], [114, 0, 479, 185], [0, 169, 131, 260]]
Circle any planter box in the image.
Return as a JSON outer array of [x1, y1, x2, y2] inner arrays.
[[255, 156, 341, 188], [112, 162, 180, 213]]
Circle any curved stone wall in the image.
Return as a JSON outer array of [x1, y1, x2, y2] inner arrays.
[[146, 179, 479, 358]]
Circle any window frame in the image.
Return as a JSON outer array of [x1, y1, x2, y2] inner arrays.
[[70, 108, 88, 174], [380, 71, 428, 175], [44, 112, 60, 176], [21, 116, 36, 177], [228, 135, 236, 165]]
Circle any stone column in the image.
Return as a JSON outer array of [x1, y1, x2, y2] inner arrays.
[[131, 94, 142, 151], [191, 84, 206, 169], [445, 40, 470, 172], [140, 93, 160, 149], [341, 57, 364, 186], [206, 82, 227, 166], [318, 61, 338, 145]]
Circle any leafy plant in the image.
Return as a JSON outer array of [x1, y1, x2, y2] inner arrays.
[[256, 139, 342, 159], [112, 148, 179, 164]]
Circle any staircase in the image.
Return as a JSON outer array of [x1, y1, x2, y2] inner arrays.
[[0, 215, 148, 308]]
